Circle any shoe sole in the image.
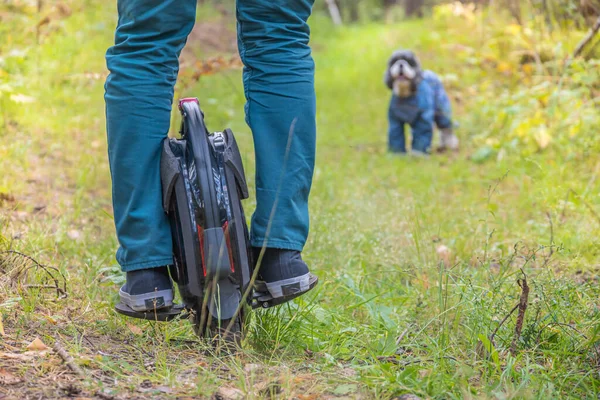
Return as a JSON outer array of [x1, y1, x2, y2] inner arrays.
[[115, 302, 184, 321], [253, 273, 318, 309], [262, 272, 311, 299], [119, 288, 174, 312]]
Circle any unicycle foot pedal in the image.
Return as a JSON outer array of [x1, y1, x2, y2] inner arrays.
[[251, 273, 319, 309], [115, 302, 185, 321]]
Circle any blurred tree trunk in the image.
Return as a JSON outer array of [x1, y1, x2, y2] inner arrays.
[[383, 0, 398, 10], [348, 0, 360, 22], [325, 0, 343, 25], [573, 15, 600, 56], [541, 0, 553, 31], [581, 0, 600, 25], [507, 0, 522, 25], [405, 0, 424, 17]]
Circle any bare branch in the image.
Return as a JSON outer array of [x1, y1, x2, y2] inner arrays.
[[510, 276, 530, 355], [574, 15, 600, 58]]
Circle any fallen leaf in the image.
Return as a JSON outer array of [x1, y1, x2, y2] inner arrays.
[[496, 61, 513, 74], [127, 323, 143, 335], [471, 146, 494, 163], [27, 337, 48, 351], [490, 262, 501, 273], [67, 230, 81, 240], [297, 395, 318, 400], [293, 374, 311, 384], [10, 93, 36, 104], [37, 16, 51, 28], [56, 3, 72, 16], [79, 356, 93, 367], [522, 63, 534, 75], [136, 380, 153, 393], [243, 363, 262, 373], [155, 386, 173, 394], [340, 367, 358, 377], [535, 125, 551, 149], [0, 368, 21, 385], [214, 387, 244, 400], [0, 192, 15, 203], [0, 314, 5, 336], [255, 379, 283, 397], [436, 245, 452, 267], [16, 211, 29, 219], [33, 205, 46, 213], [333, 384, 357, 395]]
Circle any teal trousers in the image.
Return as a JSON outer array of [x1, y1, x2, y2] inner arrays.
[[105, 0, 316, 271]]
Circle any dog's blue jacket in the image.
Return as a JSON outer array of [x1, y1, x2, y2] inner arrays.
[[387, 70, 452, 153]]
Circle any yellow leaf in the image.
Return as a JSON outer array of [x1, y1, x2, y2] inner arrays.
[[505, 24, 522, 36], [127, 323, 143, 335], [569, 122, 580, 138], [535, 126, 551, 149], [496, 62, 513, 74], [26, 337, 49, 351], [79, 356, 93, 367], [522, 64, 534, 75], [0, 314, 4, 336], [10, 93, 36, 104], [538, 93, 550, 107]]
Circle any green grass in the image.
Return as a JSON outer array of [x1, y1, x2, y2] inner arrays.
[[1, 2, 600, 399]]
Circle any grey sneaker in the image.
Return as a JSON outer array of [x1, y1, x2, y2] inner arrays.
[[252, 247, 312, 299], [410, 149, 430, 158], [439, 127, 459, 152], [119, 267, 174, 312]]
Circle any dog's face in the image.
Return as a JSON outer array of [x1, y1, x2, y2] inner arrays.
[[390, 51, 421, 97], [390, 59, 417, 80]]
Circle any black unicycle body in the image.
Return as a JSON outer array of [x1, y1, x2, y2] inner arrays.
[[160, 98, 253, 342]]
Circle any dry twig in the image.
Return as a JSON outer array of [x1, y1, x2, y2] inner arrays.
[[574, 16, 600, 58], [396, 325, 413, 346], [490, 303, 519, 343], [53, 340, 85, 377], [0, 250, 67, 299], [510, 275, 530, 355], [541, 211, 554, 268]]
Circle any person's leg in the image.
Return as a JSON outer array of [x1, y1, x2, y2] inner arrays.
[[237, 0, 317, 297], [105, 0, 197, 310], [237, 0, 316, 250], [388, 101, 406, 153]]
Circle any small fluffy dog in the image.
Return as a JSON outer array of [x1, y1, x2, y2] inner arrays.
[[384, 50, 458, 154]]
